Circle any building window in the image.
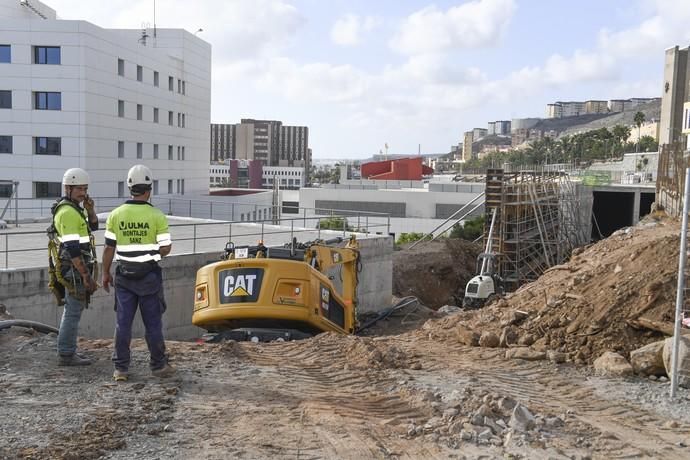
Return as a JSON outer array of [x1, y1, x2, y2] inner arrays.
[[117, 181, 124, 198], [168, 145, 173, 160], [153, 107, 159, 123], [118, 141, 124, 158], [117, 58, 124, 76], [168, 111, 173, 126], [153, 144, 159, 159], [177, 146, 180, 160], [136, 65, 143, 82], [153, 180, 159, 195], [167, 179, 172, 194], [0, 45, 10, 63], [181, 179, 185, 195], [0, 90, 10, 109], [0, 182, 12, 197], [34, 137, 61, 155], [168, 76, 173, 91], [34, 181, 61, 198], [177, 112, 181, 127], [118, 100, 125, 117], [153, 71, 159, 87], [177, 79, 181, 93], [181, 146, 185, 160], [181, 113, 185, 128], [0, 136, 12, 154], [182, 80, 186, 95], [34, 92, 61, 110], [137, 104, 143, 120], [176, 179, 180, 193], [137, 142, 142, 159], [33, 46, 60, 64]]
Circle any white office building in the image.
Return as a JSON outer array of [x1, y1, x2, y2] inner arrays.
[[262, 166, 305, 189], [0, 0, 211, 202]]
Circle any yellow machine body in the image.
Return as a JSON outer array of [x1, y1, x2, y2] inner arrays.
[[192, 239, 359, 336]]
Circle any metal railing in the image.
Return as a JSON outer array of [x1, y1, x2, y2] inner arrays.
[[0, 208, 391, 270]]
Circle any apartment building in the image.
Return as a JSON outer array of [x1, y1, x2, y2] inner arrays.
[[210, 119, 311, 179], [0, 0, 211, 200], [462, 131, 474, 161], [584, 100, 608, 114]]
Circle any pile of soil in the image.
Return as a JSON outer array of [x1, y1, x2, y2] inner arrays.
[[426, 213, 681, 363], [393, 239, 481, 308]]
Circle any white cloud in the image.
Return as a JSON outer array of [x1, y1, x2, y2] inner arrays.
[[389, 0, 516, 55], [330, 14, 377, 46], [52, 0, 305, 61]]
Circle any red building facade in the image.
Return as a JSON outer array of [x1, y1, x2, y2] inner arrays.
[[360, 157, 433, 181]]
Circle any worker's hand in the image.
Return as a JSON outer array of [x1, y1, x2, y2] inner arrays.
[[83, 274, 98, 294], [102, 272, 113, 293], [83, 194, 95, 213]]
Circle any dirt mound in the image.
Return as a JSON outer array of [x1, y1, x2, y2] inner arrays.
[[425, 214, 681, 363], [393, 239, 481, 308], [301, 332, 419, 369]]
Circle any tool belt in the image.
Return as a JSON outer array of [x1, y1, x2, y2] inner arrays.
[[46, 198, 97, 307], [116, 260, 159, 280]]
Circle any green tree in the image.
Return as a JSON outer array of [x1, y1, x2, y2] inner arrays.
[[395, 232, 429, 245], [634, 111, 646, 153], [638, 135, 658, 153], [450, 215, 484, 241], [317, 216, 353, 231]]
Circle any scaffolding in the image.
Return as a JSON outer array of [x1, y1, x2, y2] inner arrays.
[[484, 169, 587, 292]]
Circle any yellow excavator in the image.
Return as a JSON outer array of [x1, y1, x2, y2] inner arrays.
[[192, 236, 361, 341]]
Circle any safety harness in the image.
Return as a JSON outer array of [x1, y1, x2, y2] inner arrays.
[[46, 198, 98, 307]]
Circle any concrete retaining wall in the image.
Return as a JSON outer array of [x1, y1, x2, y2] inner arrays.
[[0, 236, 392, 340]]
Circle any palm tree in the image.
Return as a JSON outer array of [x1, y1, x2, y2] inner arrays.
[[634, 111, 646, 153]]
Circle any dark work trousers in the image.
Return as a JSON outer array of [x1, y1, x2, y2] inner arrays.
[[112, 269, 168, 372]]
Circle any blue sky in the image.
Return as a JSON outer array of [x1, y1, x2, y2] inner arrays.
[[49, 0, 690, 158]]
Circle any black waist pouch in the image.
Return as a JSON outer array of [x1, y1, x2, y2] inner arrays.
[[116, 261, 158, 280]]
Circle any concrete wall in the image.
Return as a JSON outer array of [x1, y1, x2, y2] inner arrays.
[[0, 236, 392, 340]]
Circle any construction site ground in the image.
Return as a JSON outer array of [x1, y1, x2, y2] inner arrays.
[[3, 214, 690, 459]]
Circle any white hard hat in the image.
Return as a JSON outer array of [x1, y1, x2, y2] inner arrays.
[[62, 168, 90, 186], [127, 164, 153, 187]]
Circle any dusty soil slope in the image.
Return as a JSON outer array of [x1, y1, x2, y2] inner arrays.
[[427, 213, 680, 363], [393, 239, 481, 309]]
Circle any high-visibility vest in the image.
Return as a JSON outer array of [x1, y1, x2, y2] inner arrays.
[[105, 200, 171, 264]]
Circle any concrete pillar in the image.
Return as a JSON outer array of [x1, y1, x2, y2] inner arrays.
[[633, 190, 641, 225]]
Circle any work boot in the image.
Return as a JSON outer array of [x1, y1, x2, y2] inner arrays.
[[57, 354, 93, 366], [151, 363, 176, 378], [113, 369, 129, 382]]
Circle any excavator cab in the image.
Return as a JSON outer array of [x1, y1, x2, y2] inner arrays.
[[192, 237, 360, 342]]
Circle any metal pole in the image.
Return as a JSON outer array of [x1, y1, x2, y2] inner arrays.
[[229, 222, 232, 243], [343, 216, 346, 237], [193, 224, 197, 253], [290, 220, 294, 243], [261, 221, 265, 242], [366, 215, 369, 234], [189, 200, 192, 217], [317, 217, 321, 239], [303, 208, 306, 227], [387, 215, 390, 235], [4, 234, 7, 268], [357, 213, 361, 232], [14, 181, 18, 227], [210, 202, 213, 220], [671, 167, 690, 398], [168, 198, 172, 215]]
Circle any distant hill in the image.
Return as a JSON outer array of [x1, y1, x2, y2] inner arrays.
[[555, 100, 661, 138]]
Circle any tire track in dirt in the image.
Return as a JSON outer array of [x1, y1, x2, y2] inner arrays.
[[399, 339, 689, 459], [237, 343, 447, 459]]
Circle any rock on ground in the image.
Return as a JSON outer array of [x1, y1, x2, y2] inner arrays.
[[663, 336, 690, 388], [594, 352, 633, 377], [630, 340, 666, 376]]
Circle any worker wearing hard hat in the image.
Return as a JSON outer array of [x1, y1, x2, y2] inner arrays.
[[48, 167, 99, 366], [101, 165, 174, 382]]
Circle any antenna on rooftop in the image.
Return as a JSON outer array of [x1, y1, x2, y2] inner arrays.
[[139, 22, 150, 46], [153, 0, 157, 38]]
